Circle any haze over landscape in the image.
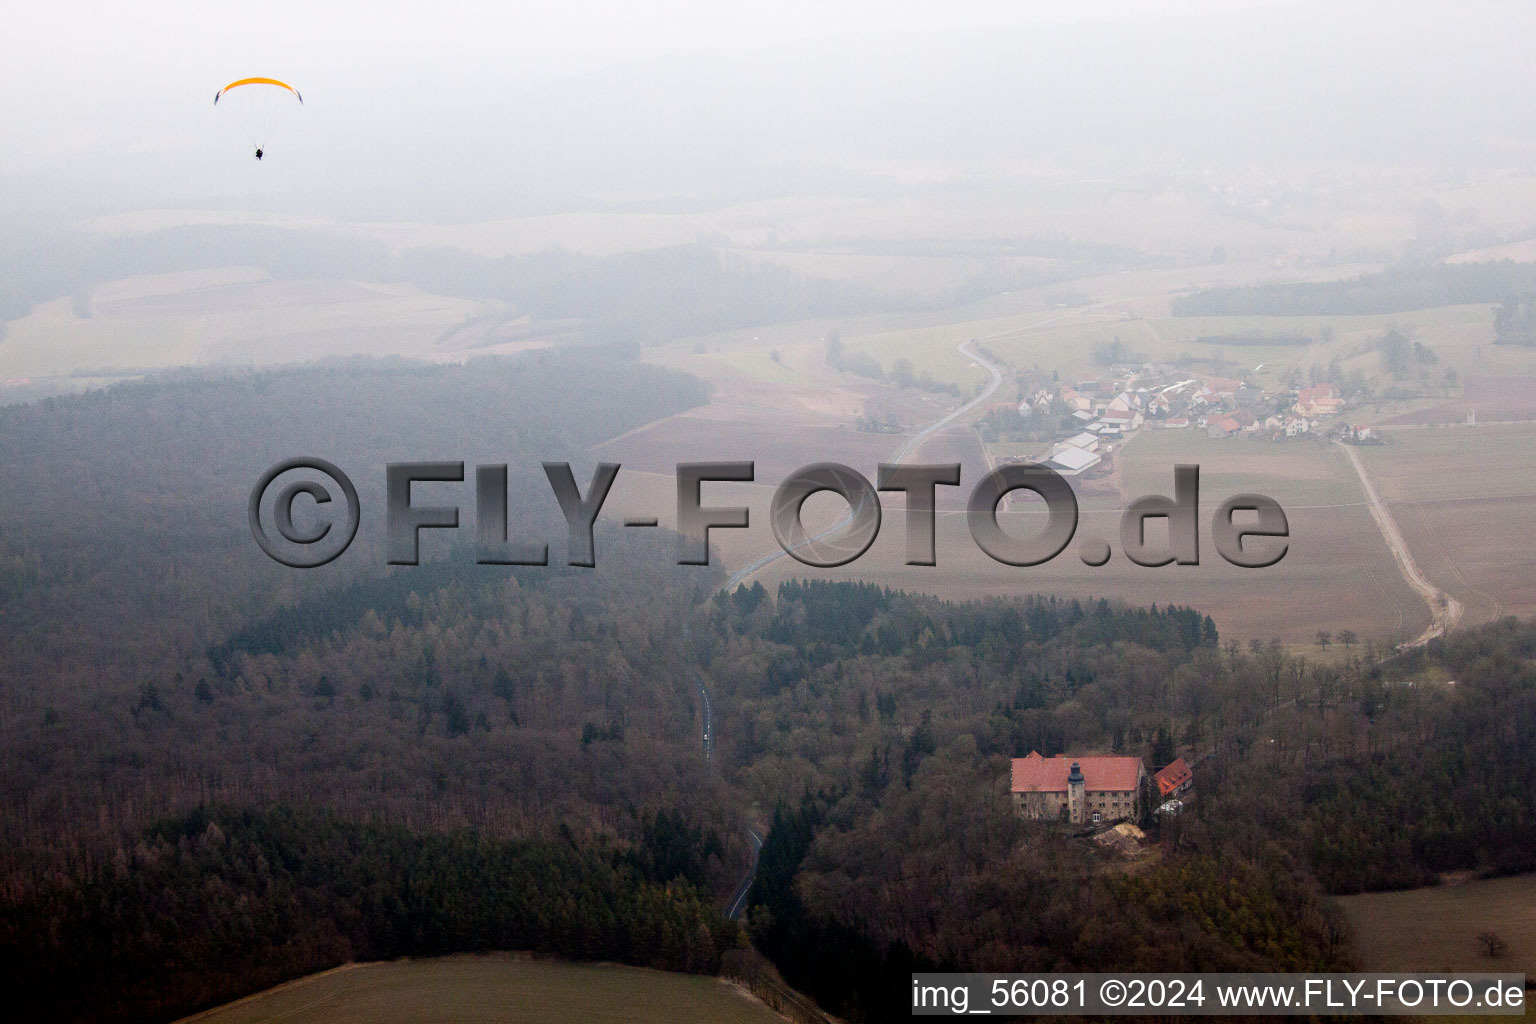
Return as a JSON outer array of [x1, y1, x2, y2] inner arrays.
[[4, 2, 1536, 1022]]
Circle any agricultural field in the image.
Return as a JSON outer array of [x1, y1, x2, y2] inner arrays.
[[403, 211, 715, 258], [0, 271, 490, 382], [624, 232, 1536, 648], [629, 295, 1475, 646], [1338, 873, 1536, 976], [835, 297, 1500, 394], [174, 955, 783, 1024], [18, 170, 1536, 651], [1356, 424, 1536, 626], [1383, 374, 1536, 426], [727, 428, 1429, 647]]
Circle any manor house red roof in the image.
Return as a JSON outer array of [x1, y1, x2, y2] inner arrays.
[[1010, 752, 1144, 794]]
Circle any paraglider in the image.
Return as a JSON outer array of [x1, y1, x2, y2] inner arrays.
[[213, 78, 301, 160]]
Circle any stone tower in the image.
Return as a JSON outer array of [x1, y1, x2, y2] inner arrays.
[[1067, 761, 1086, 824]]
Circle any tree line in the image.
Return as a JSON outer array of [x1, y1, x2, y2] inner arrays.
[[0, 804, 740, 1024], [1171, 260, 1536, 317], [0, 220, 889, 348]]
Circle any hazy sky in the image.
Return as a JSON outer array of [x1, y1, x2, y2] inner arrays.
[[0, 1, 1282, 171], [5, 0, 1533, 216]]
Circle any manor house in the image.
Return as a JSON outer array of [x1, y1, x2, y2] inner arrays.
[[1010, 751, 1146, 825]]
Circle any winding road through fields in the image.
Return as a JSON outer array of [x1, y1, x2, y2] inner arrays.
[[719, 337, 1005, 592]]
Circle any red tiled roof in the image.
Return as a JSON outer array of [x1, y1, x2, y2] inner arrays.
[[1297, 383, 1336, 403], [1155, 757, 1193, 797], [1010, 752, 1144, 794]]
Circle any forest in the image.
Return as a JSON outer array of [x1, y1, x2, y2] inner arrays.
[[0, 353, 747, 1022], [1, 358, 1534, 1022], [0, 220, 887, 346], [701, 585, 1536, 1020], [1493, 291, 1536, 345], [1171, 259, 1536, 316], [1, 804, 738, 1024]]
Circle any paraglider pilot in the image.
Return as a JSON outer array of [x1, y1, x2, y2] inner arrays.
[[254, 148, 263, 161]]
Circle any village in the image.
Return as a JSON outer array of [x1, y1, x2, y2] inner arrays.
[[992, 360, 1383, 479]]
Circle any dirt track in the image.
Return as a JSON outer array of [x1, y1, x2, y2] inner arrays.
[[1336, 440, 1463, 647]]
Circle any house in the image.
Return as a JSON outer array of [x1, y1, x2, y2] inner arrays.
[[1154, 757, 1194, 800], [1295, 383, 1343, 417], [1060, 387, 1093, 413], [1099, 408, 1144, 432], [1161, 416, 1190, 429], [1202, 376, 1245, 401], [1011, 752, 1146, 825], [1207, 415, 1241, 438], [1107, 391, 1142, 414]]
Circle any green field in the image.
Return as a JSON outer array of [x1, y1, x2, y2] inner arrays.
[[0, 277, 487, 380], [175, 955, 784, 1024], [836, 300, 1498, 393], [1339, 873, 1536, 976]]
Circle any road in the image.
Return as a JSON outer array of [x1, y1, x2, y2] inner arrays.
[[682, 620, 757, 918], [694, 668, 714, 763], [691, 666, 759, 919], [1335, 439, 1463, 648], [692, 662, 760, 920], [693, 339, 1007, 920], [724, 827, 763, 920], [720, 337, 1005, 592]]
